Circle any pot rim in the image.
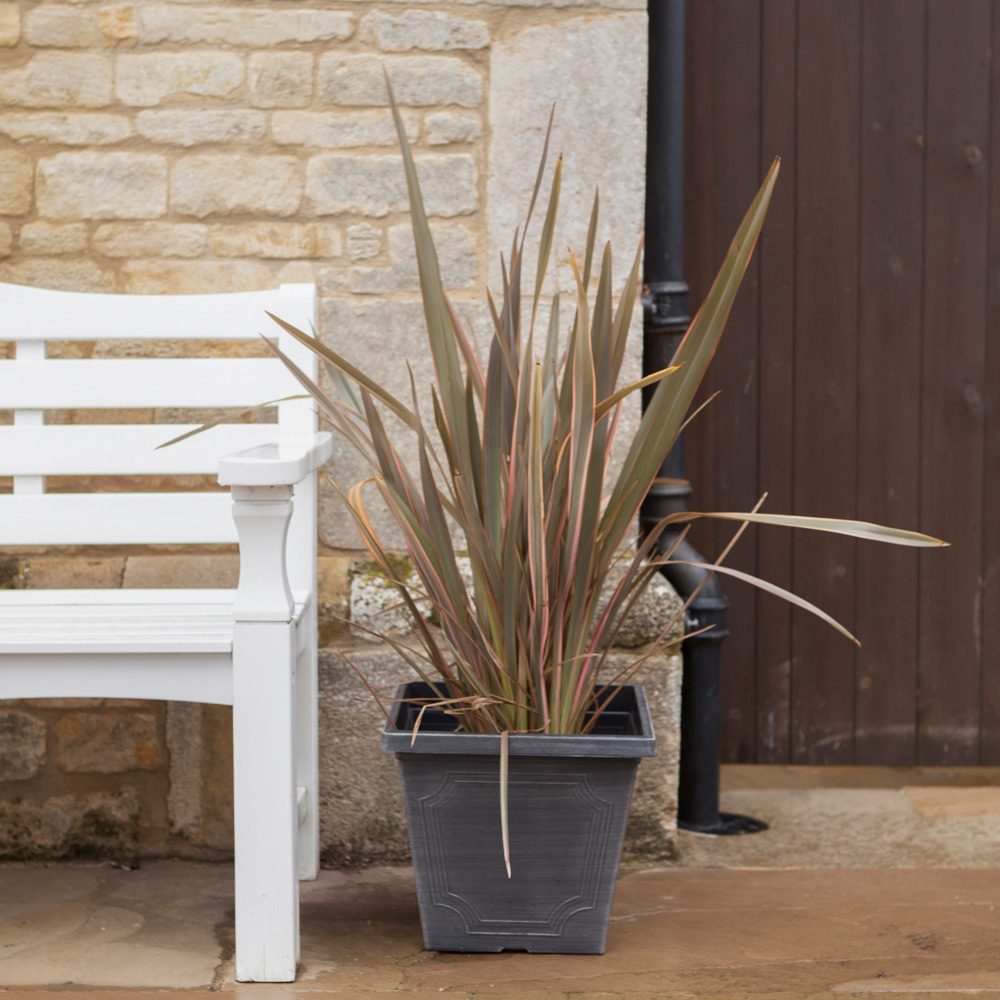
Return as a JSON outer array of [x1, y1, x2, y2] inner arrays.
[[380, 681, 657, 758]]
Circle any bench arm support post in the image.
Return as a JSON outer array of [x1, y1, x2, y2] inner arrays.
[[230, 484, 294, 622]]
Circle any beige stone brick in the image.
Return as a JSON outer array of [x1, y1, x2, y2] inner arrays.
[[18, 555, 125, 588], [0, 222, 11, 258], [0, 258, 115, 292], [25, 5, 100, 47], [306, 153, 476, 218], [38, 151, 167, 219], [166, 701, 202, 839], [248, 52, 312, 110], [359, 10, 489, 51], [94, 221, 207, 258], [210, 222, 342, 260], [136, 109, 265, 147], [319, 54, 482, 107], [426, 110, 481, 145], [53, 711, 159, 773], [101, 3, 136, 43], [121, 259, 273, 294], [0, 53, 111, 109], [0, 3, 20, 46], [276, 260, 325, 286], [122, 553, 238, 588], [116, 52, 243, 107], [347, 223, 381, 261], [0, 112, 131, 145], [350, 222, 476, 293], [20, 221, 88, 255], [271, 109, 419, 149], [138, 4, 354, 45], [0, 150, 32, 214], [171, 155, 303, 218], [0, 710, 45, 781]]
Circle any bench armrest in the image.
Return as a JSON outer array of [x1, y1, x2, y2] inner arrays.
[[217, 432, 332, 487]]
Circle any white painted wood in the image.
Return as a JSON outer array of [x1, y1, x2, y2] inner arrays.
[[2, 282, 312, 341], [0, 653, 234, 705], [1, 282, 323, 984], [233, 620, 299, 981], [14, 340, 46, 495], [0, 424, 276, 476], [0, 493, 237, 545], [229, 485, 295, 622], [218, 433, 332, 487], [1, 358, 295, 409]]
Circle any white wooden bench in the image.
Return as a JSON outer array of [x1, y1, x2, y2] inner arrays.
[[0, 281, 332, 982]]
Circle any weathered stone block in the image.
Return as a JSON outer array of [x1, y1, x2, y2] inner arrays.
[[25, 4, 100, 47], [425, 110, 481, 145], [0, 3, 20, 46], [171, 154, 303, 218], [116, 52, 243, 106], [306, 154, 475, 218], [53, 712, 159, 773], [138, 5, 354, 45], [0, 710, 46, 781], [121, 259, 273, 294], [0, 258, 114, 292], [488, 14, 647, 296], [346, 222, 382, 261], [0, 789, 141, 861], [0, 53, 112, 108], [315, 638, 681, 863], [0, 221, 11, 257], [94, 221, 207, 258], [271, 109, 419, 148], [248, 52, 312, 109], [0, 149, 33, 214], [319, 54, 482, 107], [20, 220, 87, 255], [359, 10, 489, 51], [349, 222, 476, 293], [18, 555, 124, 590], [318, 295, 490, 549], [166, 701, 202, 839], [210, 222, 342, 259], [0, 112, 131, 145], [101, 3, 136, 43], [38, 151, 167, 219], [136, 109, 265, 147]]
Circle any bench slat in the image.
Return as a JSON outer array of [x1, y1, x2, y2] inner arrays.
[[0, 424, 277, 476], [1, 358, 295, 409], [0, 493, 236, 544], [3, 284, 308, 342]]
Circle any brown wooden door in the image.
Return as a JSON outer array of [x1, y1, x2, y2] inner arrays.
[[683, 0, 999, 765]]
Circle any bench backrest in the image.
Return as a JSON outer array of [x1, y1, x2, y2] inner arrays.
[[0, 282, 320, 593]]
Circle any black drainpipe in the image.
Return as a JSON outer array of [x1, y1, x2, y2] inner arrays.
[[641, 0, 765, 835]]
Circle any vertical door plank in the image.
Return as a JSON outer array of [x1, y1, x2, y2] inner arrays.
[[918, 0, 990, 765], [983, 0, 1000, 764], [707, 0, 763, 764], [755, 0, 797, 763], [854, 0, 925, 764], [791, 0, 862, 764]]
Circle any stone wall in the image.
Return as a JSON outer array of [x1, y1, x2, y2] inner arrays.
[[0, 0, 651, 860]]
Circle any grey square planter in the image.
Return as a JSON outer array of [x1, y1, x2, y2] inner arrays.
[[381, 682, 656, 954]]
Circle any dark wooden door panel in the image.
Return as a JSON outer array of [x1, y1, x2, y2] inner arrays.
[[684, 0, 996, 764]]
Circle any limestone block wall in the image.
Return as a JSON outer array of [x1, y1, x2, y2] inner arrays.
[[0, 0, 651, 860]]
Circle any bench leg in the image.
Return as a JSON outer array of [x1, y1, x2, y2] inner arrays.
[[233, 620, 299, 982], [296, 603, 320, 881]]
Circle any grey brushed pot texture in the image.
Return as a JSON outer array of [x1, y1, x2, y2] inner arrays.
[[381, 683, 657, 954]]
